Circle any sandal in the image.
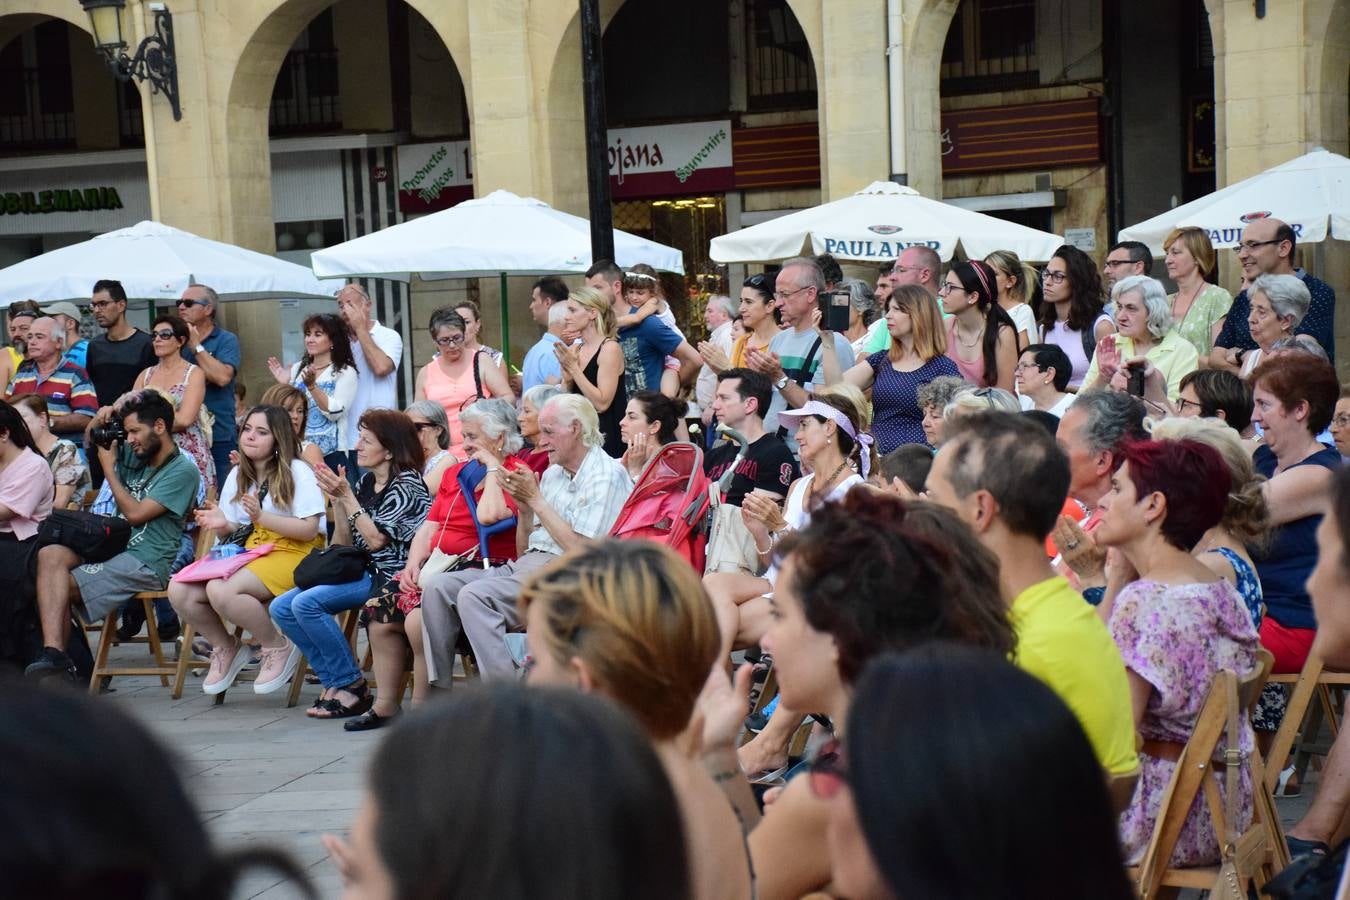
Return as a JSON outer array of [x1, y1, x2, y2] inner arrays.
[[312, 681, 373, 720], [344, 707, 400, 732], [305, 691, 334, 718]]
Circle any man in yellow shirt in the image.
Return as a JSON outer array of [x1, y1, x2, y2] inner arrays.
[[925, 410, 1138, 775]]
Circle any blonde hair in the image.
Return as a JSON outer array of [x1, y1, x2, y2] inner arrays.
[[1163, 226, 1218, 281], [259, 383, 308, 441], [984, 249, 1038, 305], [1149, 416, 1270, 546], [944, 387, 1021, 418], [888, 284, 947, 363], [569, 286, 616, 339], [234, 405, 301, 511], [520, 540, 721, 740]]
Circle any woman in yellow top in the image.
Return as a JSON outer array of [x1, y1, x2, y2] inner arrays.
[[725, 273, 782, 369], [168, 405, 327, 697], [1082, 275, 1199, 400], [1162, 226, 1232, 358]]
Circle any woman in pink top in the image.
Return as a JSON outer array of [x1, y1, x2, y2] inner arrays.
[[940, 259, 1019, 390], [0, 400, 55, 542], [414, 308, 513, 458]]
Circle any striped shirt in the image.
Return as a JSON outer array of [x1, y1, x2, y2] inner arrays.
[[7, 358, 98, 422]]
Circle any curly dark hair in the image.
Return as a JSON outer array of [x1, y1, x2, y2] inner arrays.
[[1039, 245, 1105, 334], [300, 313, 356, 374], [775, 490, 1014, 684]]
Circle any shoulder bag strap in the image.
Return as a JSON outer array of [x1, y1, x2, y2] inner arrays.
[[776, 337, 823, 439]]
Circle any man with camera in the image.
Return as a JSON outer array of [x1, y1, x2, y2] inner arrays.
[[744, 257, 853, 453], [24, 391, 200, 680]]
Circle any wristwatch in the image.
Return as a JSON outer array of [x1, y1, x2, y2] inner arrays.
[[774, 375, 790, 390], [194, 344, 206, 355]]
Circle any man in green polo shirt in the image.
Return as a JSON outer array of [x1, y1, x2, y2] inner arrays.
[[925, 410, 1138, 776]]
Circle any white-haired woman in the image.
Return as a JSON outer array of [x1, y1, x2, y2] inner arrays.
[[518, 383, 562, 474], [1236, 273, 1312, 379], [405, 399, 456, 494], [354, 398, 529, 731], [1082, 275, 1199, 399]]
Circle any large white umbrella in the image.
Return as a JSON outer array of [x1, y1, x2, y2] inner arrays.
[[311, 189, 684, 365], [1119, 147, 1350, 252], [710, 180, 1065, 264], [311, 189, 684, 280], [0, 220, 341, 307]]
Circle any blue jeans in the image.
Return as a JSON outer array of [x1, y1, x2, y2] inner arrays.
[[212, 441, 236, 487], [269, 574, 371, 688]]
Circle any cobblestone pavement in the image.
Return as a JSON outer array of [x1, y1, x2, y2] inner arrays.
[[106, 642, 1318, 900]]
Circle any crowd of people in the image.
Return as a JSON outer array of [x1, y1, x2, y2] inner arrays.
[[3, 214, 1349, 898]]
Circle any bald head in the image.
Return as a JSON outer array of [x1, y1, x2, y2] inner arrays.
[[25, 316, 62, 363], [1237, 217, 1297, 280], [893, 246, 941, 296]]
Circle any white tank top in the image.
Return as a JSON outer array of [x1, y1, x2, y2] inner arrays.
[[764, 471, 864, 586]]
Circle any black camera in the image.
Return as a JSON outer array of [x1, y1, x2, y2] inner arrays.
[[90, 420, 127, 449], [1125, 362, 1146, 397], [820, 289, 852, 332]]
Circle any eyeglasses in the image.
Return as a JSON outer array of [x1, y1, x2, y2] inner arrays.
[[1234, 239, 1282, 253], [744, 273, 771, 289], [1041, 270, 1068, 285], [1176, 397, 1205, 414], [1103, 258, 1135, 269], [90, 300, 119, 310], [1014, 361, 1044, 374], [151, 329, 178, 340], [1333, 414, 1350, 429], [937, 282, 964, 296], [434, 334, 466, 347], [892, 264, 925, 275], [973, 386, 998, 407], [807, 740, 848, 800], [773, 285, 813, 301], [176, 299, 209, 308]]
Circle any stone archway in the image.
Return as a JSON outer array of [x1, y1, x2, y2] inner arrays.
[[221, 0, 472, 252]]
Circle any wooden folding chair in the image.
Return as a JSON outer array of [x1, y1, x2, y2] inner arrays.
[[87, 500, 221, 693], [1128, 652, 1286, 899], [1263, 651, 1350, 792]]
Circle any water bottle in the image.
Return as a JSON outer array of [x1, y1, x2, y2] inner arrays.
[[210, 543, 242, 560]]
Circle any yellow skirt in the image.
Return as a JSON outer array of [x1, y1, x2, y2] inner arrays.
[[243, 524, 325, 597]]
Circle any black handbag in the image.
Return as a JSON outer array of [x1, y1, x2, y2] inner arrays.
[[36, 509, 132, 563], [294, 545, 369, 589]]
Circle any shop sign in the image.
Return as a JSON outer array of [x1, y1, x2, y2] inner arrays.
[[608, 120, 734, 200], [0, 186, 124, 215], [818, 238, 941, 259], [396, 140, 473, 214], [941, 98, 1102, 175]]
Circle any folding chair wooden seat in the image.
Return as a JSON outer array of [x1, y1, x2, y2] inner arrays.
[[1263, 651, 1350, 792], [87, 506, 220, 693], [1127, 650, 1287, 899]]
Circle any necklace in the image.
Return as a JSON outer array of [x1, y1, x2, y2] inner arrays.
[[1171, 281, 1202, 321], [810, 459, 851, 500], [955, 322, 985, 348]]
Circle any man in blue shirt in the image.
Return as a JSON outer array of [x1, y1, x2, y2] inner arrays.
[[521, 276, 568, 391], [176, 284, 241, 479], [584, 260, 701, 396], [1209, 218, 1336, 370]]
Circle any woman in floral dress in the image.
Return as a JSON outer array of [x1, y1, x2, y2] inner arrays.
[[1094, 437, 1260, 866], [134, 313, 215, 492]]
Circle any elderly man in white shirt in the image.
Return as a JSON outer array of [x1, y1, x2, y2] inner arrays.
[[695, 294, 737, 424], [418, 393, 632, 685], [335, 284, 403, 462]]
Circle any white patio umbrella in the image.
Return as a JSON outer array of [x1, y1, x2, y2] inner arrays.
[[312, 189, 684, 280], [1119, 147, 1350, 252], [0, 220, 342, 307], [311, 189, 684, 365], [709, 180, 1065, 264]]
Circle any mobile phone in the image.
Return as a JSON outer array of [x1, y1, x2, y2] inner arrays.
[[1126, 363, 1146, 397], [820, 289, 851, 332]]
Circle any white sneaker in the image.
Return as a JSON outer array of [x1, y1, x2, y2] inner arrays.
[[202, 638, 248, 695], [253, 641, 302, 694]]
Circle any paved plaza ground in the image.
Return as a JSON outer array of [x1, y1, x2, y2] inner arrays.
[[103, 641, 1318, 900]]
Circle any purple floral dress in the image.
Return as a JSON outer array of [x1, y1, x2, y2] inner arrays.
[[1108, 578, 1261, 866]]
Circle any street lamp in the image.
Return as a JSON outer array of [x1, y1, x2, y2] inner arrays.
[[79, 0, 181, 121]]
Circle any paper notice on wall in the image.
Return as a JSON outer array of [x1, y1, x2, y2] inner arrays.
[[1064, 228, 1097, 252]]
